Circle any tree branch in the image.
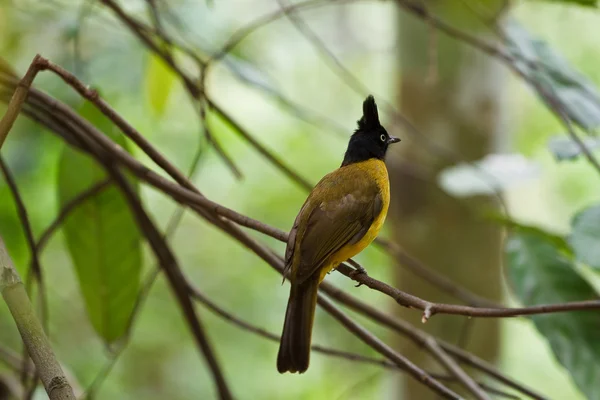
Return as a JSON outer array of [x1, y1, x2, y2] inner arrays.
[[0, 55, 44, 148], [322, 284, 547, 400], [317, 295, 460, 399], [0, 237, 75, 400], [424, 338, 492, 400], [186, 283, 520, 400]]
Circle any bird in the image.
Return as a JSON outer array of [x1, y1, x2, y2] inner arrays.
[[277, 95, 400, 374]]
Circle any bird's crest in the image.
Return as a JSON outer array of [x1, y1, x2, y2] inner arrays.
[[357, 95, 380, 130]]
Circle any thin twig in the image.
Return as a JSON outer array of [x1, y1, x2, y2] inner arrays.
[[35, 179, 111, 253], [337, 262, 600, 320], [0, 165, 37, 267], [317, 295, 460, 399], [376, 238, 500, 308], [207, 99, 313, 190], [211, 0, 356, 62], [187, 282, 401, 369], [322, 285, 546, 400], [202, 101, 242, 179], [424, 338, 492, 400], [0, 54, 44, 148]]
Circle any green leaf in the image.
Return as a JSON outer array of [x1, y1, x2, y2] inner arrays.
[[506, 232, 600, 400], [144, 53, 176, 116], [548, 136, 600, 161], [57, 101, 142, 343], [570, 204, 600, 270], [505, 20, 600, 131]]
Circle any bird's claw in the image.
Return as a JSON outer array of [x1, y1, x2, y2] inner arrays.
[[349, 265, 367, 287]]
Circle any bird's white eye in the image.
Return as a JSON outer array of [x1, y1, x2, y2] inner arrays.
[[380, 134, 386, 142]]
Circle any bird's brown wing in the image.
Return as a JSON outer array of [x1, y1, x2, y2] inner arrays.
[[287, 169, 383, 285]]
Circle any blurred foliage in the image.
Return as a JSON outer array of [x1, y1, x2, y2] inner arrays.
[[506, 19, 600, 132], [547, 136, 600, 160], [569, 204, 600, 271], [0, 1, 599, 400], [144, 54, 176, 117], [506, 231, 600, 400]]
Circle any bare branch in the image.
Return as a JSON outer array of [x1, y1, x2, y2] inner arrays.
[[0, 55, 44, 148], [317, 295, 460, 399], [0, 156, 46, 301], [376, 238, 500, 308], [424, 338, 492, 400], [187, 282, 401, 369], [0, 237, 75, 400], [323, 285, 547, 400]]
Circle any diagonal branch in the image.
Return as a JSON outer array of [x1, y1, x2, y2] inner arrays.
[[0, 237, 75, 400], [187, 281, 402, 370], [323, 285, 547, 400], [187, 282, 520, 400], [317, 295, 460, 399], [35, 179, 111, 253], [0, 157, 46, 314], [424, 338, 492, 400], [0, 55, 44, 148]]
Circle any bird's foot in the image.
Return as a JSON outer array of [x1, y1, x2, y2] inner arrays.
[[348, 261, 367, 287]]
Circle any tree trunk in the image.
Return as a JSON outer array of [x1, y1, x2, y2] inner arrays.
[[389, 3, 507, 398]]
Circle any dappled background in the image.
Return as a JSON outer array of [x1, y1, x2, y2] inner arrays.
[[1, 1, 600, 399]]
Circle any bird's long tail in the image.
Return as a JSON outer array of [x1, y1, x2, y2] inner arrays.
[[276, 275, 320, 373]]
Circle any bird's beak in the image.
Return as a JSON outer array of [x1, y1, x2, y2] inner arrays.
[[387, 136, 401, 144]]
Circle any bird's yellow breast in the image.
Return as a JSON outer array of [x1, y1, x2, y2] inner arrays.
[[319, 158, 390, 281]]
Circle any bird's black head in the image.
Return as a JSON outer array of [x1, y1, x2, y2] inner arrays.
[[341, 95, 400, 167]]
